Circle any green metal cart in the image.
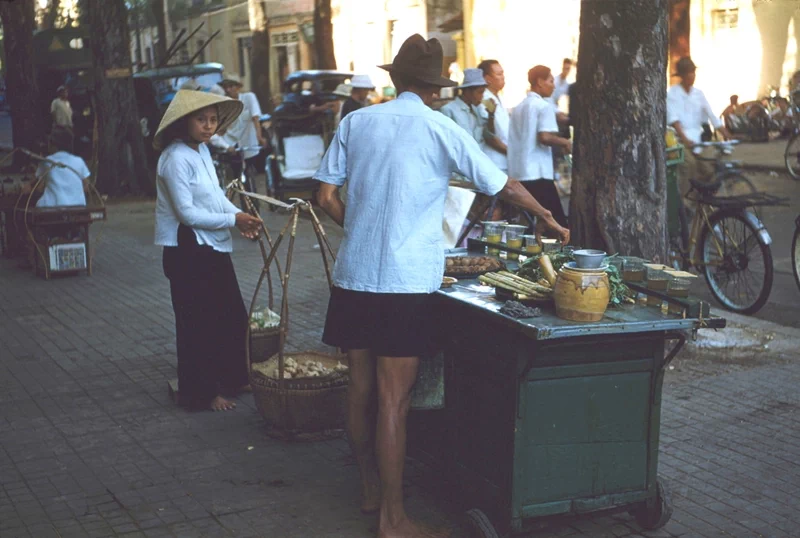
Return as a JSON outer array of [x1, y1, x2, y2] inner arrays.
[[408, 270, 724, 537]]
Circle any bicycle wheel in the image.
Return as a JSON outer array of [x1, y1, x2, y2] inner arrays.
[[792, 217, 800, 292], [715, 171, 757, 198], [785, 132, 800, 180], [700, 210, 773, 314]]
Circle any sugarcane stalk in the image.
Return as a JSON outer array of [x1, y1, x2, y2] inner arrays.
[[489, 272, 552, 295], [479, 273, 550, 297], [498, 271, 554, 293]]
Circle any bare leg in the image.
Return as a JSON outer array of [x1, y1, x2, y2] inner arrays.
[[346, 349, 380, 513], [376, 356, 448, 538]]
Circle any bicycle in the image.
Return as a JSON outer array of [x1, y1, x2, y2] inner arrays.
[[211, 145, 264, 211], [792, 214, 800, 292], [669, 145, 789, 314], [783, 89, 800, 180]]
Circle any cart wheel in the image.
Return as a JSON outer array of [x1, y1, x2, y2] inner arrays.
[[463, 508, 500, 538], [630, 480, 673, 530]]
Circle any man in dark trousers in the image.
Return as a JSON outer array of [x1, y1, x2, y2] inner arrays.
[[315, 35, 569, 538], [341, 74, 376, 120]]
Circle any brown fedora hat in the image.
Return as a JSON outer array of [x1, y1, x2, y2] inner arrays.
[[379, 34, 456, 88]]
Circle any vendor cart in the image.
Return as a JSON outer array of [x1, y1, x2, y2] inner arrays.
[[408, 249, 725, 537]]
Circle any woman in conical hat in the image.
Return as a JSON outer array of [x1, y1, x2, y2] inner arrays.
[[154, 90, 263, 412]]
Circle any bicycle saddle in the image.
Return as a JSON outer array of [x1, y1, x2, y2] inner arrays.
[[689, 177, 721, 193]]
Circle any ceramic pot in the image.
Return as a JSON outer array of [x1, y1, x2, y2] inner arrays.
[[553, 265, 610, 322]]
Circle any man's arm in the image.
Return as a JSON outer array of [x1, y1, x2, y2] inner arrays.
[[484, 131, 507, 154], [316, 183, 345, 227], [669, 121, 694, 148], [497, 178, 570, 244], [537, 132, 572, 153]]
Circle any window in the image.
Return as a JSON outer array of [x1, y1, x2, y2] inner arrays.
[[237, 37, 253, 77]]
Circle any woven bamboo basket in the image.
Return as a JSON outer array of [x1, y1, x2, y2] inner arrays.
[[241, 196, 346, 435]]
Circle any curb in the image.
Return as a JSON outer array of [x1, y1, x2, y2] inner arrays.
[[741, 163, 789, 174], [719, 310, 800, 339]]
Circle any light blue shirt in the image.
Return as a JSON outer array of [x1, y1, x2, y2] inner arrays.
[[155, 140, 240, 253], [439, 97, 485, 146], [315, 92, 508, 294]]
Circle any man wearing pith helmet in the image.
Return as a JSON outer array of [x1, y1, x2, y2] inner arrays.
[[314, 33, 569, 538]]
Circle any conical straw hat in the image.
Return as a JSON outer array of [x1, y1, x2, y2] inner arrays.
[[153, 90, 244, 150]]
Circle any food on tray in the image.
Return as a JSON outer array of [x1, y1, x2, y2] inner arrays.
[[252, 356, 349, 380], [441, 276, 458, 288], [444, 256, 505, 275]]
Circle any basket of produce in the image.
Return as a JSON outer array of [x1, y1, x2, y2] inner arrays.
[[249, 307, 281, 363], [244, 199, 347, 435], [444, 255, 505, 278]]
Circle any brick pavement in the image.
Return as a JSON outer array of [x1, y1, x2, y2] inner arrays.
[[0, 200, 798, 538]]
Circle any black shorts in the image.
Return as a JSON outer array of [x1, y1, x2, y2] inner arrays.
[[522, 179, 568, 229], [322, 287, 436, 357]]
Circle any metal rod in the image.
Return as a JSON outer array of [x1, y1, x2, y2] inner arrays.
[[188, 30, 221, 64], [159, 27, 188, 67]]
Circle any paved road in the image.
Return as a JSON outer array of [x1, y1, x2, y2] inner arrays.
[[0, 201, 798, 537]]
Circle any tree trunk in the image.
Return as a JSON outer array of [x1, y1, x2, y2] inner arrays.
[[668, 0, 690, 85], [0, 0, 45, 163], [313, 0, 336, 69], [150, 0, 168, 65], [86, 0, 153, 196], [248, 0, 272, 112], [41, 0, 61, 30], [569, 0, 668, 263]]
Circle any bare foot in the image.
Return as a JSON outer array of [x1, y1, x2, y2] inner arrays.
[[378, 517, 450, 538], [360, 476, 381, 514], [210, 395, 236, 411]]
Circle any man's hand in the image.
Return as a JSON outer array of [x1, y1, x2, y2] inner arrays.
[[564, 139, 573, 154], [226, 146, 236, 154], [535, 216, 570, 245], [235, 212, 262, 239]]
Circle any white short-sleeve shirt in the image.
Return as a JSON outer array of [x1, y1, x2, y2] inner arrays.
[[666, 84, 723, 145], [212, 91, 263, 159], [479, 89, 509, 172], [507, 91, 558, 181], [315, 92, 508, 294], [36, 151, 89, 208]]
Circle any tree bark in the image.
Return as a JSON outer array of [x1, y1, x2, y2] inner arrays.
[[569, 0, 668, 263], [86, 0, 153, 196], [313, 0, 336, 69], [0, 0, 45, 163], [248, 0, 272, 111]]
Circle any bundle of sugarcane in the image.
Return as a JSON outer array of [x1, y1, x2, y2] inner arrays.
[[479, 271, 553, 300]]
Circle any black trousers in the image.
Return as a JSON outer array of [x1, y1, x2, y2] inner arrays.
[[521, 179, 569, 229], [163, 224, 249, 409]]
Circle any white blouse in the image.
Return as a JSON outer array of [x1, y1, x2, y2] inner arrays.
[[155, 140, 241, 253]]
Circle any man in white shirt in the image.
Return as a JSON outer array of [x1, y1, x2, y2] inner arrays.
[[478, 59, 509, 172], [667, 57, 731, 195], [210, 74, 266, 193], [315, 35, 568, 538], [439, 68, 486, 144], [508, 65, 572, 228], [549, 58, 573, 108], [50, 86, 73, 130], [32, 128, 89, 208]]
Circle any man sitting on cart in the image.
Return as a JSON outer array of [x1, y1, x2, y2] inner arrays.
[[315, 34, 569, 538]]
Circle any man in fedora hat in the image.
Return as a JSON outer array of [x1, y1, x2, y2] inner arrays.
[[439, 68, 487, 144], [341, 74, 376, 120], [315, 33, 569, 538], [667, 56, 731, 196]]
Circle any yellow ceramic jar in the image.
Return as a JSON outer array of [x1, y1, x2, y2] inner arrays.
[[553, 265, 610, 322]]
